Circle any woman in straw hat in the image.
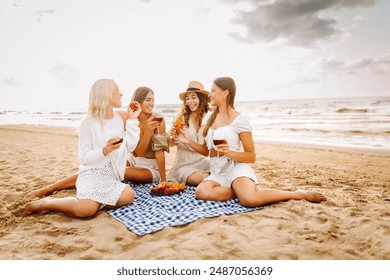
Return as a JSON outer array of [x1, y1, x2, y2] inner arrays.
[[168, 81, 211, 185], [178, 77, 327, 206]]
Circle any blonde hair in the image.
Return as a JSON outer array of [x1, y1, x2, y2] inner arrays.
[[88, 79, 115, 119], [203, 77, 236, 137]]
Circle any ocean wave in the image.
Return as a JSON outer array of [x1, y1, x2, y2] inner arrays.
[[2, 96, 389, 150], [336, 108, 369, 113], [282, 127, 390, 135]]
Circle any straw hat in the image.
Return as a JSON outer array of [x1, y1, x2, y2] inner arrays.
[[179, 81, 210, 101]]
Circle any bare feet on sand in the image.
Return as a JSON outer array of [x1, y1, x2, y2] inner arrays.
[[25, 188, 47, 199], [24, 198, 49, 215], [296, 190, 327, 203]]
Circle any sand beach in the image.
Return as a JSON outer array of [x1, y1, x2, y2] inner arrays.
[[0, 124, 389, 260]]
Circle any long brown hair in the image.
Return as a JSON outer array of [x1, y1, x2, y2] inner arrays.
[[131, 86, 154, 103], [203, 77, 236, 137], [182, 92, 210, 128]]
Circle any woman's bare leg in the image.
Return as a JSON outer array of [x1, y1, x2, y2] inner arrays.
[[186, 171, 210, 186], [24, 197, 100, 218], [124, 166, 153, 183], [195, 180, 235, 201], [25, 174, 78, 198], [232, 177, 327, 208]]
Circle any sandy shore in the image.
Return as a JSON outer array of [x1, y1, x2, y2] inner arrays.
[[0, 124, 389, 260]]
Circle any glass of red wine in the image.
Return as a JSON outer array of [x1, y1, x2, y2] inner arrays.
[[212, 132, 227, 157], [213, 139, 227, 146], [153, 109, 164, 136]]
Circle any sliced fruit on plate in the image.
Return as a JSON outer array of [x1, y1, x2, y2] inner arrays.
[[150, 181, 187, 195]]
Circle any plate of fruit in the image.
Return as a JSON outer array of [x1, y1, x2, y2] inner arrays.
[[150, 181, 187, 196]]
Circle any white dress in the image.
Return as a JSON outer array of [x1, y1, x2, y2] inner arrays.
[[76, 111, 140, 206], [203, 113, 259, 187], [167, 115, 210, 185]]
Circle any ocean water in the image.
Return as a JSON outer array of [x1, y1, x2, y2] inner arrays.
[[1, 96, 389, 150]]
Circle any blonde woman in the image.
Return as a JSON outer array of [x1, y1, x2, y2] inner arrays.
[[24, 79, 141, 217], [25, 87, 168, 199], [178, 77, 327, 206]]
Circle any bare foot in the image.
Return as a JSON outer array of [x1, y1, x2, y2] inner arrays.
[[25, 188, 47, 199], [296, 190, 327, 203], [24, 198, 50, 215]]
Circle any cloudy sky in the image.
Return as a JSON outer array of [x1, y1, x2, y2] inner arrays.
[[0, 0, 389, 110]]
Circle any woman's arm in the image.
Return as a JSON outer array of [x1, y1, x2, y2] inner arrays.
[[119, 107, 141, 153], [133, 117, 157, 157], [125, 119, 140, 153], [177, 132, 209, 156]]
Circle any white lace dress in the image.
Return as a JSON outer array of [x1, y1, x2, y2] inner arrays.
[[167, 118, 210, 184]]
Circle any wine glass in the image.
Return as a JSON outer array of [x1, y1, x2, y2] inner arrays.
[[171, 113, 186, 136], [153, 109, 164, 136], [104, 127, 125, 146], [212, 131, 227, 157]]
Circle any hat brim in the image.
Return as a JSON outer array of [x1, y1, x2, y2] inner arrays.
[[179, 90, 210, 101]]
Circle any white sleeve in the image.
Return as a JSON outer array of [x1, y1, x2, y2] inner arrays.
[[79, 119, 106, 166], [233, 114, 252, 133], [124, 119, 140, 153]]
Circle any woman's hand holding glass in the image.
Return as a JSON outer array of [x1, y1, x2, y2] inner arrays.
[[169, 127, 179, 144], [102, 137, 123, 156], [214, 141, 230, 157], [212, 136, 229, 157]]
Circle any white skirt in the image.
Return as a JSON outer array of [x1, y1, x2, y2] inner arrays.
[[204, 156, 259, 188], [132, 157, 161, 183], [76, 164, 128, 206]]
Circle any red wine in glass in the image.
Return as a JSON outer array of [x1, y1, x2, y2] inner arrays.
[[153, 112, 164, 136], [213, 139, 227, 146], [113, 138, 123, 145], [153, 116, 163, 123]]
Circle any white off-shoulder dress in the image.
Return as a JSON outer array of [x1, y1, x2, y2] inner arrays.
[[204, 113, 259, 188]]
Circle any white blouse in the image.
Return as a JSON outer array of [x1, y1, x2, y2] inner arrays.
[[205, 113, 252, 151], [78, 111, 140, 180]]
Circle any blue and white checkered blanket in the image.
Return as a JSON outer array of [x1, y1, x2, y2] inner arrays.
[[107, 183, 263, 236]]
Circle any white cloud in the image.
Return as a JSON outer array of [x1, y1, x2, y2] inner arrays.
[[1, 75, 28, 86], [319, 52, 390, 75], [352, 15, 364, 21], [226, 0, 378, 46], [12, 0, 24, 8], [51, 61, 80, 90], [35, 9, 55, 24]]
